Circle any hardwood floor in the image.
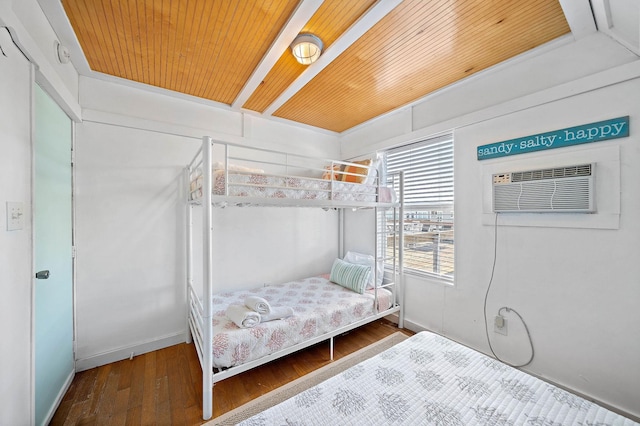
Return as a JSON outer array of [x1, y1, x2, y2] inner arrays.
[[51, 319, 411, 425]]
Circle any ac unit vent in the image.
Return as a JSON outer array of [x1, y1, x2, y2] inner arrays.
[[492, 163, 595, 213], [511, 164, 592, 183]]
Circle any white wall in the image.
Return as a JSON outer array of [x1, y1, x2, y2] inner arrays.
[[79, 77, 338, 158], [449, 78, 640, 417], [0, 30, 33, 425], [342, 34, 640, 418], [74, 78, 341, 369]]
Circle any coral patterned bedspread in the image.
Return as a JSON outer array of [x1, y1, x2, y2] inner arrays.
[[211, 275, 392, 369], [189, 171, 378, 203]]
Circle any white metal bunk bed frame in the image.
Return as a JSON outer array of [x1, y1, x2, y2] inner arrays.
[[186, 136, 405, 420]]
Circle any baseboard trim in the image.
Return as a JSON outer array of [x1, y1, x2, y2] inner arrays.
[[401, 318, 429, 334], [75, 332, 187, 372]]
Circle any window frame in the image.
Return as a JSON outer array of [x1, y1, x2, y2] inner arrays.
[[380, 134, 454, 283]]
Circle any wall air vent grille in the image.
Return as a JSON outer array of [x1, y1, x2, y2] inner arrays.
[[492, 163, 595, 213]]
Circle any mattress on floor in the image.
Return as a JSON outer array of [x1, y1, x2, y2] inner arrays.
[[239, 330, 638, 425]]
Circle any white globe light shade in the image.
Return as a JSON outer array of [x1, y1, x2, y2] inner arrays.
[[291, 34, 323, 65]]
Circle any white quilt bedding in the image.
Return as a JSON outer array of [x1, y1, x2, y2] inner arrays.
[[239, 331, 638, 425], [211, 275, 392, 369], [190, 170, 378, 203]]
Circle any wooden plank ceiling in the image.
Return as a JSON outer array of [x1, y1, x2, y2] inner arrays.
[[62, 0, 570, 133]]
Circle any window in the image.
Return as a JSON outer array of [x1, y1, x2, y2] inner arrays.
[[381, 134, 454, 281]]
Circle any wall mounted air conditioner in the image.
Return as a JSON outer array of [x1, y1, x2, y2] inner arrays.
[[492, 164, 595, 213]]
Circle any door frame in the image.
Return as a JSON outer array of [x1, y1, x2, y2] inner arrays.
[[31, 71, 77, 426]]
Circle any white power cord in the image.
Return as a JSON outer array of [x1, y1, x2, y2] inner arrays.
[[483, 213, 535, 368]]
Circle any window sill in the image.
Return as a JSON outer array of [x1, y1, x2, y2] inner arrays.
[[385, 267, 454, 286]]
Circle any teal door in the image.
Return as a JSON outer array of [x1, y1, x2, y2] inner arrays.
[[34, 84, 74, 425]]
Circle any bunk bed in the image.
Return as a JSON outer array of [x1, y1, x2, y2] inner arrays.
[[185, 136, 405, 420]]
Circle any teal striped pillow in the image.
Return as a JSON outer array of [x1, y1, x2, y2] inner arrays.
[[329, 258, 371, 294]]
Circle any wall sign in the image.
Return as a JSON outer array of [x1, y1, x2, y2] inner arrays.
[[477, 116, 629, 160]]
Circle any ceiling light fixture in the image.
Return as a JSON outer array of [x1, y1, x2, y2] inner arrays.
[[290, 33, 323, 65]]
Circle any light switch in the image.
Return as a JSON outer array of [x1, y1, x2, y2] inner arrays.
[[6, 202, 25, 231]]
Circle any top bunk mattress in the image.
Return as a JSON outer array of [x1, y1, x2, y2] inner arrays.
[[189, 170, 391, 204], [210, 275, 393, 369], [186, 137, 401, 207], [239, 331, 639, 425]]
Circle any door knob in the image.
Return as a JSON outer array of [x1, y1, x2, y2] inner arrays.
[[35, 270, 50, 279]]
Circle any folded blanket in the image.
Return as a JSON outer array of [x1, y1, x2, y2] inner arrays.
[[260, 306, 294, 323], [244, 296, 271, 314], [226, 304, 260, 329]]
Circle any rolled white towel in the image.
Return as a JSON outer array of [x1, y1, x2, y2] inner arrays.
[[260, 306, 294, 323], [245, 296, 271, 314], [226, 304, 260, 329]]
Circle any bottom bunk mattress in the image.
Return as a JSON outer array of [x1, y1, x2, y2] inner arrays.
[[239, 331, 638, 426], [211, 275, 393, 369]]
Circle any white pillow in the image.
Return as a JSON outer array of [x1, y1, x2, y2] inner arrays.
[[213, 161, 264, 174], [344, 251, 383, 288]]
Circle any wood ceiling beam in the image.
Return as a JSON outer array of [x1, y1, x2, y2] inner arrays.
[[231, 0, 324, 110], [262, 0, 402, 117]]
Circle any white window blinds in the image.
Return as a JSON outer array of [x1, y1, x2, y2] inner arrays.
[[384, 134, 454, 208], [382, 134, 454, 281]]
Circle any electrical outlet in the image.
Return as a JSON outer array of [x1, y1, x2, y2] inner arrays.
[[6, 202, 25, 231], [494, 315, 508, 336]]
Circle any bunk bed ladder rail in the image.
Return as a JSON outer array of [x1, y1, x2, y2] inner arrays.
[[202, 136, 214, 420], [223, 143, 229, 196], [185, 151, 213, 419], [380, 171, 404, 328], [187, 284, 205, 365], [398, 171, 405, 328], [374, 205, 379, 316], [185, 166, 194, 346]]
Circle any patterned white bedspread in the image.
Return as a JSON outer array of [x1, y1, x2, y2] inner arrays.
[[190, 171, 377, 203], [240, 331, 638, 426], [212, 276, 392, 369]]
